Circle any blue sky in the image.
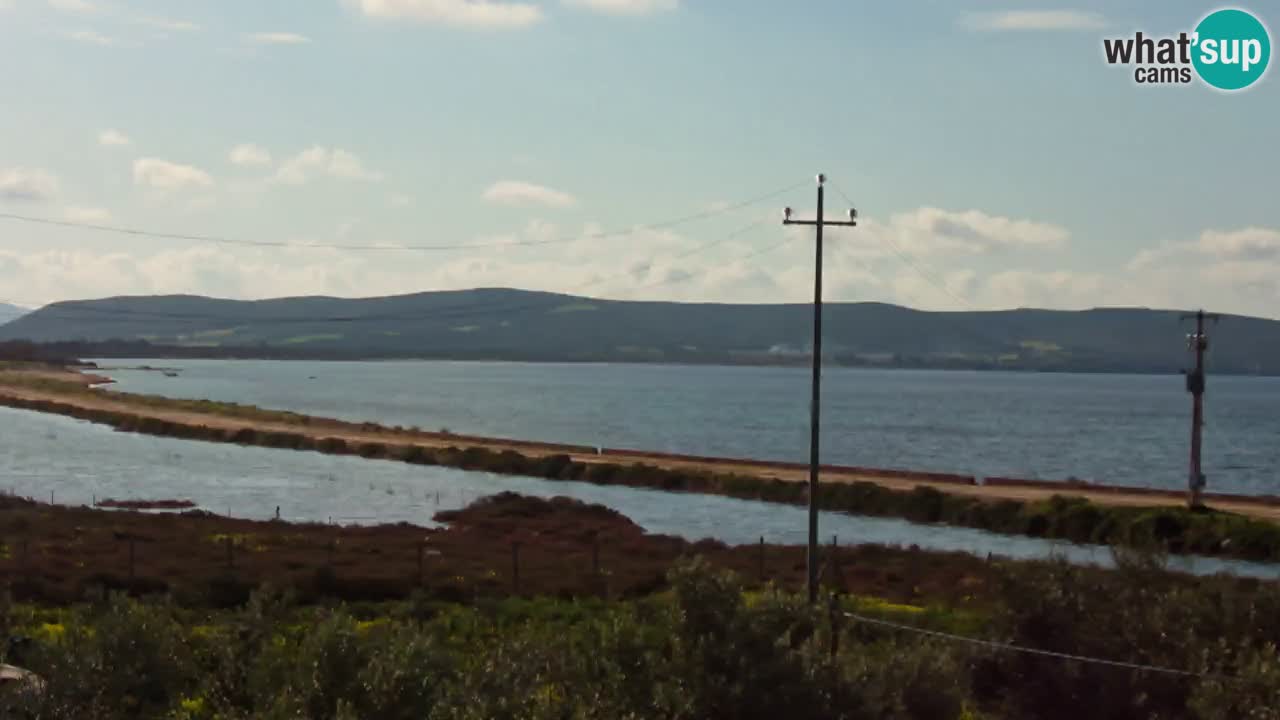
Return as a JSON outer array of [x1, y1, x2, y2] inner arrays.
[[1, 0, 1277, 317]]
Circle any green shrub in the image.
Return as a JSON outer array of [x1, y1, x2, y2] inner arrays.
[[355, 442, 388, 459]]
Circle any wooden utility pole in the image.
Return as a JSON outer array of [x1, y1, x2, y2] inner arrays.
[[1182, 309, 1219, 508], [783, 174, 857, 604]]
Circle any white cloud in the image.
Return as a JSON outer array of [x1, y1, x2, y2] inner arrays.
[[982, 270, 1108, 308], [3, 184, 1276, 319], [1197, 227, 1280, 261], [184, 194, 218, 213], [0, 246, 347, 306], [0, 168, 59, 203], [562, 0, 677, 15], [1128, 227, 1280, 272], [1127, 242, 1181, 271], [63, 206, 112, 223], [229, 144, 273, 167], [912, 207, 1068, 249], [328, 149, 382, 181], [133, 158, 214, 191], [65, 29, 118, 46], [136, 16, 200, 32], [346, 0, 543, 29], [98, 129, 131, 146], [246, 32, 311, 45], [272, 147, 383, 185], [962, 10, 1108, 32], [389, 193, 413, 208], [483, 180, 577, 208], [48, 0, 96, 14], [842, 207, 1069, 259]]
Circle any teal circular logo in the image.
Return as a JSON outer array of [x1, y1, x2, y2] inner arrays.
[[1192, 9, 1271, 91]]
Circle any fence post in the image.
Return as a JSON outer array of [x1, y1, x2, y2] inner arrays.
[[758, 536, 766, 583], [828, 594, 840, 659], [416, 541, 424, 586], [512, 541, 521, 594]]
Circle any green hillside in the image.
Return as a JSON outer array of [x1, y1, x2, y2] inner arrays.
[[1, 289, 1276, 373], [0, 302, 26, 326]]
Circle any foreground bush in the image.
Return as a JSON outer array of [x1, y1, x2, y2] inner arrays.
[[1, 557, 1278, 719]]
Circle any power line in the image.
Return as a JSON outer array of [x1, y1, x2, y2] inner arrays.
[[843, 611, 1237, 682], [1, 219, 767, 325], [829, 180, 974, 310], [829, 178, 1018, 356], [0, 179, 807, 253], [0, 219, 786, 329], [623, 232, 800, 295]]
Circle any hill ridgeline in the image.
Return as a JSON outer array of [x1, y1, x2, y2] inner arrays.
[[0, 289, 1276, 374]]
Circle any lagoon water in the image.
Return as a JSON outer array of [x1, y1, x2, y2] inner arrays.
[[1, 404, 1277, 579], [1, 359, 1277, 577], [97, 359, 1278, 494]]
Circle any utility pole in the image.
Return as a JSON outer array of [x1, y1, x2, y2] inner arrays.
[[783, 173, 857, 604], [1181, 309, 1219, 509]]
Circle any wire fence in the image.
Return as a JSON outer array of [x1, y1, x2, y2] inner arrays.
[[837, 609, 1238, 681], [0, 487, 1259, 685]]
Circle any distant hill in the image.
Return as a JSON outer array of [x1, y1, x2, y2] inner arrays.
[[0, 303, 28, 326], [1, 289, 1277, 374]]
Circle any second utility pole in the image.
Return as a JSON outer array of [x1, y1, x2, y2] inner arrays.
[[1182, 309, 1219, 509], [784, 173, 857, 604]]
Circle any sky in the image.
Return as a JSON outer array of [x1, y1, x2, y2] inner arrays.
[[0, 0, 1277, 318]]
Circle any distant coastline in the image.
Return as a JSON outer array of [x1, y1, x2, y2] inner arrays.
[[3, 290, 1277, 376], [2, 340, 1270, 377]]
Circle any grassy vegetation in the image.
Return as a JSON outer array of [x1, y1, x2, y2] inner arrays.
[[3, 374, 1280, 562], [0, 492, 1001, 609], [1, 554, 1278, 719]]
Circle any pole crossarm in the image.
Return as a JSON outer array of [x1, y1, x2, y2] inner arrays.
[[783, 219, 858, 228]]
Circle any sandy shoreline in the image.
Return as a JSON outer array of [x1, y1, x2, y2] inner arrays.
[[2, 365, 1278, 524]]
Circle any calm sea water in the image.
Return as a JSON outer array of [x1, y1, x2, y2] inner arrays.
[[97, 360, 1278, 495], [0, 404, 1275, 578]]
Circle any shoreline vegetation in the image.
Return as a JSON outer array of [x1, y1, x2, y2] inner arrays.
[[1, 492, 1279, 718], [8, 336, 1278, 377], [95, 498, 197, 510], [2, 365, 1280, 563], [23, 340, 1280, 376], [0, 491, 1011, 607]]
